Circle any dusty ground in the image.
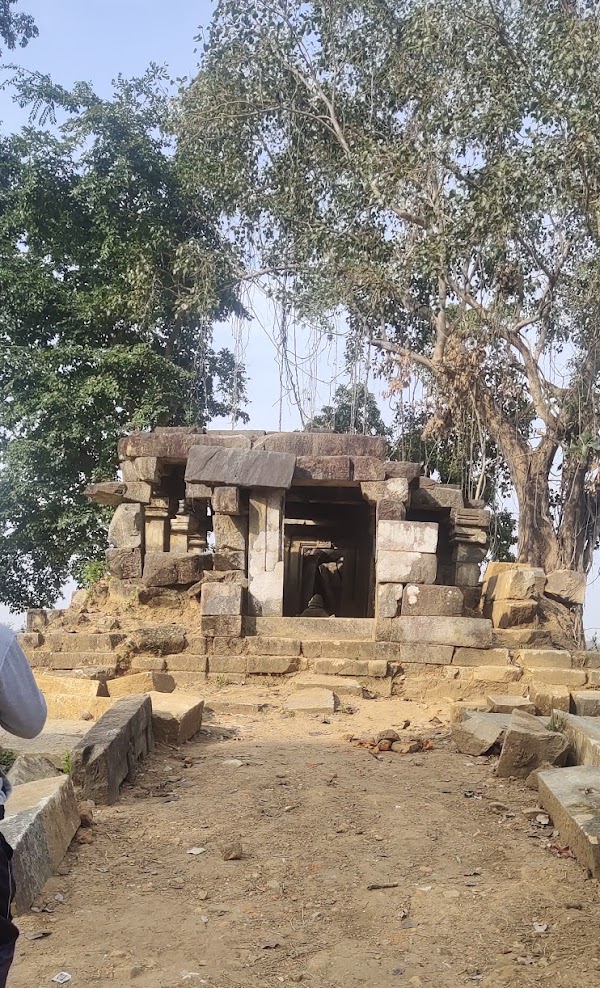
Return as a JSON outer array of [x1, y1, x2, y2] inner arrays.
[[10, 682, 600, 988]]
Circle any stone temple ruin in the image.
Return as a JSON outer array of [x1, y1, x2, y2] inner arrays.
[[8, 428, 600, 908], [20, 427, 592, 705]]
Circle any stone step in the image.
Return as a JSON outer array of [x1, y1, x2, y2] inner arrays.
[[28, 651, 119, 670], [292, 674, 365, 697], [313, 657, 388, 678], [244, 616, 374, 641], [38, 632, 126, 653]]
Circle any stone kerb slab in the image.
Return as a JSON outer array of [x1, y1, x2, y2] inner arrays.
[[0, 776, 80, 914], [71, 695, 153, 804], [379, 616, 493, 648], [538, 766, 600, 877]]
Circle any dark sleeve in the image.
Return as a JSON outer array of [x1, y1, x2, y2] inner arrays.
[[0, 637, 47, 739]]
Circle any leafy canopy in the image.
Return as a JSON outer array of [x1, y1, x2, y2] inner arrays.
[[0, 69, 247, 611], [0, 0, 36, 55], [183, 0, 600, 574]]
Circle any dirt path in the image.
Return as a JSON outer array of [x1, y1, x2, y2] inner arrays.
[[11, 687, 600, 988]]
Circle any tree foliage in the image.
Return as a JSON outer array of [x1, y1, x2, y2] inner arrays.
[[0, 69, 247, 611], [0, 0, 36, 55], [308, 383, 390, 437], [183, 0, 600, 587]]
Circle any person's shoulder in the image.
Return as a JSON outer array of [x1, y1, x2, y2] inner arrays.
[[0, 625, 16, 648]]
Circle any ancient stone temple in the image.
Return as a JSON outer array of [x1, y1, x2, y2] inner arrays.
[[87, 427, 490, 625], [21, 427, 594, 704]]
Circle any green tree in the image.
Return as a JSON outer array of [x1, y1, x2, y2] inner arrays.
[[308, 383, 390, 437], [0, 69, 247, 611], [182, 0, 600, 619], [0, 0, 36, 55]]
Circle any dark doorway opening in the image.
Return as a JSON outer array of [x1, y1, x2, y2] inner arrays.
[[283, 486, 375, 618]]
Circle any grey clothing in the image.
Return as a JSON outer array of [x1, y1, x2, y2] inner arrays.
[[0, 627, 47, 805]]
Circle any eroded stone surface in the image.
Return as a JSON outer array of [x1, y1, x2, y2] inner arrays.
[[283, 689, 336, 715], [538, 766, 600, 877], [149, 692, 204, 744], [0, 776, 80, 913]]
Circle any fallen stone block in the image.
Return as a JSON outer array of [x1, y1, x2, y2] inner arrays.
[[283, 689, 337, 715], [34, 674, 103, 700], [487, 695, 536, 715], [8, 755, 61, 787], [0, 721, 88, 770], [448, 698, 489, 724], [401, 584, 463, 617], [149, 692, 204, 744], [71, 696, 153, 804], [487, 567, 546, 601], [107, 672, 176, 698], [560, 713, 600, 768], [545, 569, 587, 607], [453, 648, 510, 667], [571, 691, 600, 717], [538, 766, 600, 876], [528, 668, 587, 688], [496, 709, 570, 778], [452, 713, 507, 756], [516, 649, 572, 670], [292, 674, 364, 697], [530, 684, 570, 716], [0, 776, 80, 914], [377, 550, 437, 585], [44, 695, 115, 721]]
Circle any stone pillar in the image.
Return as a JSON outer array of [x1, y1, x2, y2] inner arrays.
[[170, 501, 191, 556], [213, 513, 248, 572], [145, 500, 170, 552], [449, 508, 491, 587], [248, 490, 285, 616]]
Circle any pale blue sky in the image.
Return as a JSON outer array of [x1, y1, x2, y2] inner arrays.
[[0, 1, 598, 633]]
